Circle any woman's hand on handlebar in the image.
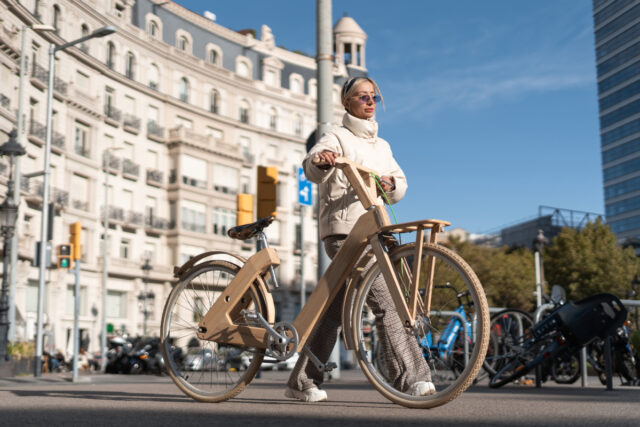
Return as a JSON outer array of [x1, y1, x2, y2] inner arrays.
[[313, 150, 339, 169]]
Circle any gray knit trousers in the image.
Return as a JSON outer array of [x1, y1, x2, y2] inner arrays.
[[287, 235, 431, 392]]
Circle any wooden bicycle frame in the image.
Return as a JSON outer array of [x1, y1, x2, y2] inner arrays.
[[196, 157, 450, 350]]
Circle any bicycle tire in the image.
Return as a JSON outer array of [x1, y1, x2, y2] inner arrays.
[[489, 337, 552, 388], [351, 242, 489, 409], [160, 260, 270, 402], [551, 352, 581, 384], [483, 308, 534, 377]]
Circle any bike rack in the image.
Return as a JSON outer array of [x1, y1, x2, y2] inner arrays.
[[430, 310, 470, 368], [533, 303, 615, 390]]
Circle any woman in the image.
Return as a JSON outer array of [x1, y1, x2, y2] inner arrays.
[[285, 77, 434, 402]]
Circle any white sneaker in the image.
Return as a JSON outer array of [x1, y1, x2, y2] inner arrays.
[[284, 386, 328, 402], [408, 381, 436, 396]]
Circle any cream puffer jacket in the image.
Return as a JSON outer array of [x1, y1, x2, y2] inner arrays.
[[303, 112, 407, 240]]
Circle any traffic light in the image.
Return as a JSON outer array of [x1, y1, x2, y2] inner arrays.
[[237, 193, 254, 226], [257, 165, 277, 219], [57, 244, 73, 269], [69, 222, 82, 260]]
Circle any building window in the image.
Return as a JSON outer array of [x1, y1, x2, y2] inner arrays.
[[148, 63, 159, 90], [208, 49, 218, 64], [74, 122, 90, 157], [213, 164, 238, 194], [106, 42, 115, 69], [178, 36, 189, 52], [149, 20, 159, 37], [213, 207, 236, 236], [181, 154, 207, 188], [125, 51, 135, 79], [210, 90, 219, 114], [80, 24, 89, 53], [290, 74, 304, 94], [269, 107, 277, 130], [53, 5, 61, 33], [181, 200, 206, 233], [120, 239, 130, 259], [106, 290, 127, 318], [239, 100, 250, 124], [66, 285, 88, 316], [179, 77, 189, 103], [294, 114, 303, 136], [236, 58, 251, 78]]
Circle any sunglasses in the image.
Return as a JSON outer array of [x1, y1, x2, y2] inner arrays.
[[354, 94, 381, 104]]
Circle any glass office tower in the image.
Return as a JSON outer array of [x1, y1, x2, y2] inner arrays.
[[595, 0, 640, 241]]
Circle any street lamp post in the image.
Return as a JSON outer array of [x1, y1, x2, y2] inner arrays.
[[101, 145, 122, 372], [140, 258, 152, 336], [0, 130, 26, 361], [34, 25, 116, 377], [9, 24, 55, 343]]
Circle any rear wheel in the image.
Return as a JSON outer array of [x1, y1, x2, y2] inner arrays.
[[551, 352, 581, 384], [484, 309, 534, 377], [160, 260, 269, 402], [352, 242, 489, 408]]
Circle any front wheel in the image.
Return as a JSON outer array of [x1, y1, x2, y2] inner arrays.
[[351, 242, 490, 409], [160, 260, 270, 402]]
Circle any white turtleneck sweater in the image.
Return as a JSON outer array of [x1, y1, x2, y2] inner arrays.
[[303, 112, 407, 240]]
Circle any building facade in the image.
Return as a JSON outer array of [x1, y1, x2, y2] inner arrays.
[[0, 0, 368, 355], [594, 0, 640, 242]]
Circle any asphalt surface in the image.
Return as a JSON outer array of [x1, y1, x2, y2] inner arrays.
[[0, 370, 638, 426]]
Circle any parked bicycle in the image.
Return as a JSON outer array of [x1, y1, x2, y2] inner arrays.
[[488, 292, 627, 388], [160, 156, 490, 408]]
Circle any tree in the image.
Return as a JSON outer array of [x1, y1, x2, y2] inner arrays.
[[444, 238, 536, 312], [544, 219, 640, 300]]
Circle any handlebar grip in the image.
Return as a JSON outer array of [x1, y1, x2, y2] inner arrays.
[[312, 155, 332, 170]]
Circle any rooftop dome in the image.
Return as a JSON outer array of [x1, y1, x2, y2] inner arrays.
[[333, 16, 365, 35]]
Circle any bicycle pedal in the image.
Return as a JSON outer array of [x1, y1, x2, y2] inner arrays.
[[324, 362, 337, 372]]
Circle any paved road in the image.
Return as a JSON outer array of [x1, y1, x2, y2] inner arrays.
[[0, 370, 638, 426]]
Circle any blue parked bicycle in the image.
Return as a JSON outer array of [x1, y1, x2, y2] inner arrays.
[[372, 283, 481, 381]]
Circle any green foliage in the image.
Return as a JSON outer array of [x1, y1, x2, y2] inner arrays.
[[444, 237, 536, 312], [544, 220, 640, 300], [8, 341, 35, 359]]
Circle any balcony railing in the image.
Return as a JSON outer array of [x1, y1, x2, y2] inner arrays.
[[126, 210, 144, 226], [52, 131, 65, 150], [104, 104, 122, 122], [29, 120, 47, 141], [74, 144, 91, 158], [108, 206, 125, 222], [72, 199, 89, 211], [123, 114, 141, 131], [31, 63, 48, 85], [182, 221, 206, 233], [103, 155, 120, 171], [54, 76, 67, 95], [147, 120, 164, 139], [122, 159, 140, 178], [0, 94, 9, 109], [146, 169, 163, 185], [145, 215, 169, 230]]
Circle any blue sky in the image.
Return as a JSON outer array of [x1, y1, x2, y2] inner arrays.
[[176, 1, 602, 234]]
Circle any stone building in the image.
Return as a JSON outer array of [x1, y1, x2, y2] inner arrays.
[[0, 0, 368, 355]]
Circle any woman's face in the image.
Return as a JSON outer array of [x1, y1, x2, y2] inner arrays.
[[345, 81, 377, 120]]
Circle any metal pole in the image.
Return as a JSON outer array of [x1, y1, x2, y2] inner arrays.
[[34, 43, 55, 377], [72, 260, 80, 382], [580, 346, 588, 387], [101, 150, 109, 372], [8, 26, 29, 342], [300, 205, 305, 308], [0, 228, 12, 360], [534, 252, 542, 309], [316, 0, 339, 379]]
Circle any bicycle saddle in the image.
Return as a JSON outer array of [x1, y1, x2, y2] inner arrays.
[[227, 216, 275, 240]]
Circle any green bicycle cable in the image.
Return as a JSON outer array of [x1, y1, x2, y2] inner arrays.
[[370, 172, 410, 297]]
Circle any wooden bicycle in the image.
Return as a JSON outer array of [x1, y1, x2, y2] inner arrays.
[[160, 157, 489, 408]]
